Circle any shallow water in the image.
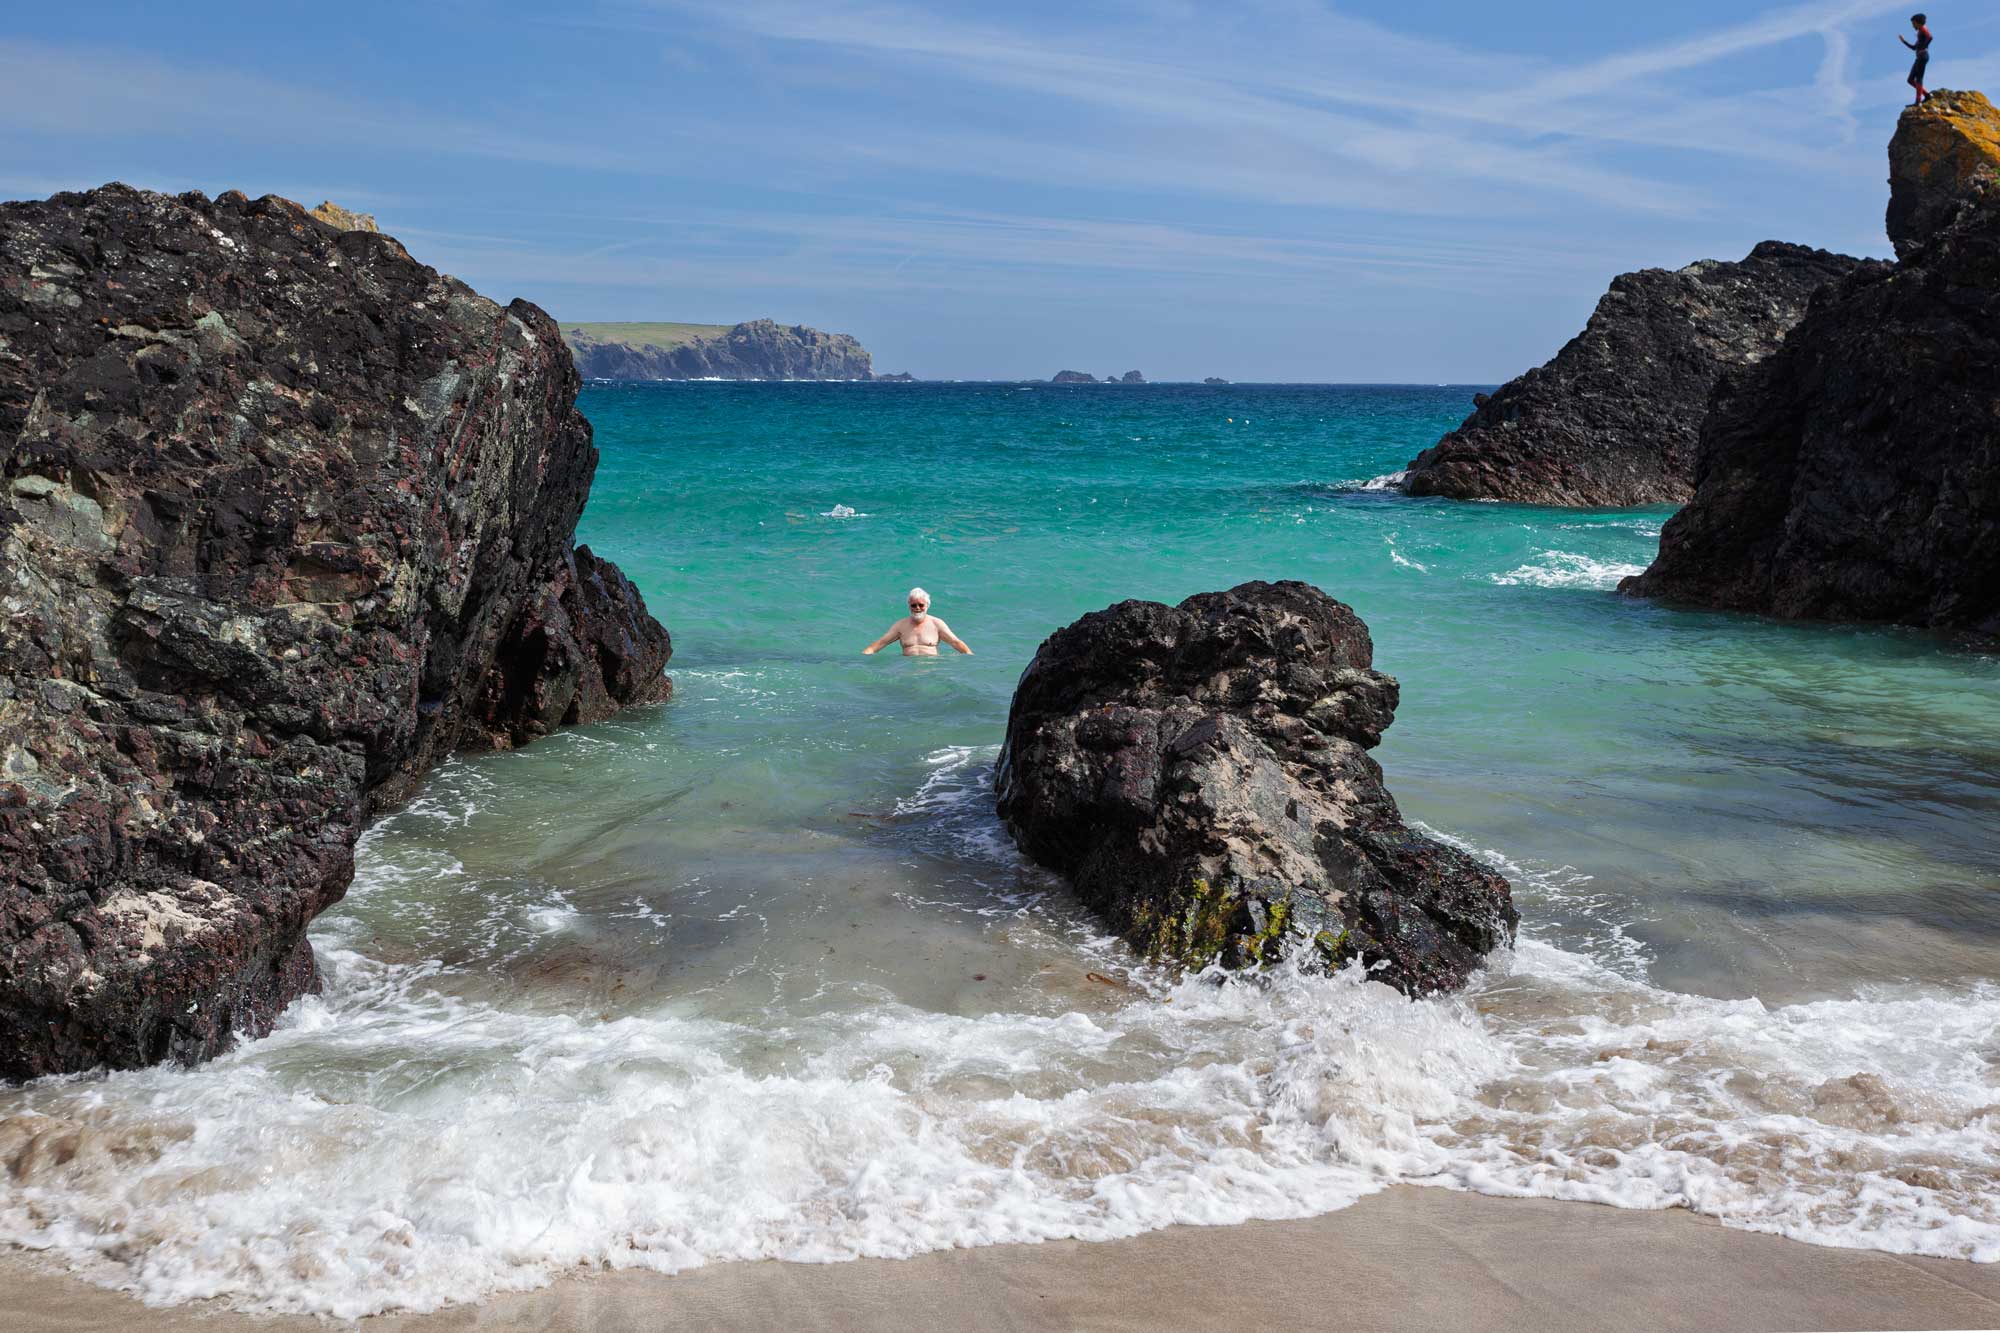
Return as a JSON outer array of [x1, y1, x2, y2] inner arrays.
[[3, 383, 1997, 1315]]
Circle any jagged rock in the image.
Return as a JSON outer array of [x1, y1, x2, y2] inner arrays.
[[564, 320, 871, 380], [0, 184, 672, 1079], [1887, 90, 2000, 258], [308, 200, 379, 234], [1402, 243, 1869, 506], [873, 371, 916, 383], [1051, 370, 1097, 384], [1621, 188, 2000, 636], [995, 581, 1516, 993], [1203, 377, 1229, 385], [1118, 370, 1145, 384]]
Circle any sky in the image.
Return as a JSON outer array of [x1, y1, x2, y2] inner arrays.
[[6, 1, 1998, 380]]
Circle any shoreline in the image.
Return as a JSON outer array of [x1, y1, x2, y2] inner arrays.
[[6, 1188, 1997, 1331]]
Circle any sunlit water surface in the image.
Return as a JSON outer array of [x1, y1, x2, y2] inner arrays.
[[3, 383, 1997, 1315]]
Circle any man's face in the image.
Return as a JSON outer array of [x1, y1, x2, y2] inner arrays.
[[909, 596, 930, 620]]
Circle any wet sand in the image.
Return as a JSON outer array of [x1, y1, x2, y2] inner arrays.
[[5, 1187, 1997, 1332]]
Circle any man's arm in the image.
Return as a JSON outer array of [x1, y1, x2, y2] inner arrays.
[[863, 620, 905, 655], [1900, 34, 1914, 48], [934, 618, 974, 655]]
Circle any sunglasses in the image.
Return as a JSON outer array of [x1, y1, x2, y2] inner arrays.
[[910, 602, 927, 609]]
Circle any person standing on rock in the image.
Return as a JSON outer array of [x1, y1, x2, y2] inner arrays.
[[863, 587, 973, 656], [1901, 14, 1933, 106]]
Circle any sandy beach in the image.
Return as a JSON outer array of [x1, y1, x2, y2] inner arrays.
[[6, 1187, 1998, 1332]]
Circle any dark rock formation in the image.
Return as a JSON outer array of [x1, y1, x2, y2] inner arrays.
[[1118, 370, 1146, 384], [1402, 242, 1869, 506], [0, 183, 672, 1080], [564, 320, 871, 381], [1051, 370, 1097, 384], [1887, 90, 2000, 259], [1621, 179, 2000, 636], [874, 371, 917, 383], [995, 581, 1516, 993], [1203, 377, 1229, 385]]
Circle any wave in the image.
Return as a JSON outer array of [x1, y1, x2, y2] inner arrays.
[[1489, 550, 1647, 589], [2, 785, 1995, 1316]]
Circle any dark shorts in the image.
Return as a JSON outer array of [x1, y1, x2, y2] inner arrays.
[[1910, 51, 1929, 83]]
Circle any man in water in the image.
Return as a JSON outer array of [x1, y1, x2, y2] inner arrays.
[[1901, 13, 1933, 105], [862, 587, 973, 656]]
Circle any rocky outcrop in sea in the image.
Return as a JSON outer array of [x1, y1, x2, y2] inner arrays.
[[1051, 370, 1096, 383], [1622, 95, 2000, 637], [1401, 243, 1869, 507], [0, 185, 673, 1079], [995, 581, 1516, 993], [565, 320, 872, 381]]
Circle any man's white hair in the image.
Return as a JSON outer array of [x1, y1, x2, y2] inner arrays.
[[908, 587, 930, 605]]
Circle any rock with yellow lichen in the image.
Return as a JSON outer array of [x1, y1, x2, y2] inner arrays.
[[1624, 93, 2000, 637], [1887, 89, 2000, 258], [307, 199, 379, 233]]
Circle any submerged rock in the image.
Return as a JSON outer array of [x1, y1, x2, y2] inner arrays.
[[0, 184, 672, 1079], [1402, 242, 1868, 507], [1887, 89, 2000, 259], [1622, 177, 2000, 636], [995, 581, 1515, 993]]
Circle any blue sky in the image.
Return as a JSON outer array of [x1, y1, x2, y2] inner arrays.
[[7, 1, 1996, 379]]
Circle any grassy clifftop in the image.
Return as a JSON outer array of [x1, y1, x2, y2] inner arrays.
[[560, 322, 734, 352]]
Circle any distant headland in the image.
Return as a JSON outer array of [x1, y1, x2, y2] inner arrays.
[[561, 319, 881, 381]]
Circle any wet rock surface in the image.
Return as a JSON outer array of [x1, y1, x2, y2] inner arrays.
[[995, 581, 1516, 994], [1621, 190, 2000, 637], [1402, 242, 1869, 507], [0, 184, 672, 1078], [567, 319, 872, 380]]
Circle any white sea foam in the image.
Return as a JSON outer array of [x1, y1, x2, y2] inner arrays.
[[1350, 470, 1408, 492], [1556, 518, 1665, 537], [1383, 533, 1430, 573], [1489, 550, 1647, 589], [892, 746, 1034, 872], [3, 795, 1996, 1316], [822, 504, 868, 519]]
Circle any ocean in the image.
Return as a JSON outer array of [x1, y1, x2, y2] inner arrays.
[[3, 382, 1997, 1316]]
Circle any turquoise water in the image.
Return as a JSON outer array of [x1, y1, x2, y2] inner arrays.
[[4, 383, 1997, 1315]]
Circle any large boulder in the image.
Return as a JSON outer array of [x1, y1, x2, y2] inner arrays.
[[1401, 243, 1869, 506], [1620, 187, 2000, 636], [995, 581, 1516, 994], [1887, 90, 2000, 259], [0, 184, 672, 1079]]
